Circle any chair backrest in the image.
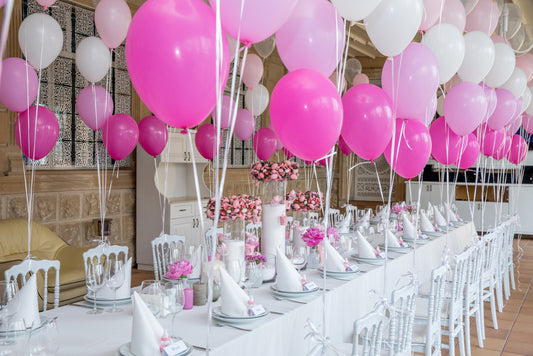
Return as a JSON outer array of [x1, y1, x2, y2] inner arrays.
[[425, 264, 447, 355], [388, 282, 418, 356], [309, 212, 319, 223], [151, 235, 185, 280], [449, 249, 470, 320], [83, 244, 128, 274], [481, 232, 499, 277], [345, 204, 357, 223], [351, 305, 385, 356], [4, 259, 60, 311], [328, 208, 341, 227], [245, 222, 261, 237], [205, 227, 223, 259], [465, 242, 483, 299]]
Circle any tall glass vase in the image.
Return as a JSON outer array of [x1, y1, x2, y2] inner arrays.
[[223, 219, 245, 283], [292, 211, 310, 250], [261, 181, 287, 256]]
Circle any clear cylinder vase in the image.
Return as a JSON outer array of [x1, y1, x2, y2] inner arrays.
[[223, 219, 245, 283], [261, 181, 287, 256], [292, 211, 310, 250]]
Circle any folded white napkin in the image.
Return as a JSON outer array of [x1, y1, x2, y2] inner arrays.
[[445, 203, 458, 222], [385, 229, 401, 248], [402, 214, 418, 240], [420, 211, 435, 232], [220, 267, 250, 317], [336, 214, 351, 233], [7, 274, 40, 329], [275, 247, 303, 292], [433, 205, 447, 227], [322, 239, 346, 272], [427, 201, 433, 216], [357, 231, 376, 259], [96, 257, 132, 300], [131, 292, 164, 356], [361, 209, 371, 222], [189, 246, 202, 279]]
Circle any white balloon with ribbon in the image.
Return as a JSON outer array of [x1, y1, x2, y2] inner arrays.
[[457, 31, 495, 84], [75, 36, 112, 84], [245, 84, 269, 116], [18, 13, 63, 70]]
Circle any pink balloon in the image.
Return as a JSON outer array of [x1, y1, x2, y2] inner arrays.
[[341, 83, 393, 161], [516, 53, 533, 83], [506, 114, 522, 135], [276, 0, 345, 77], [465, 0, 499, 36], [385, 118, 432, 179], [352, 73, 369, 86], [76, 85, 114, 131], [195, 124, 220, 160], [36, 0, 56, 9], [410, 94, 437, 127], [15, 106, 59, 160], [456, 133, 480, 169], [267, 123, 283, 151], [317, 156, 332, 167], [210, 0, 298, 44], [338, 135, 352, 156], [507, 134, 528, 164], [253, 128, 277, 161], [234, 109, 255, 141], [487, 89, 516, 130], [138, 116, 168, 157], [443, 82, 487, 136], [282, 147, 294, 159], [482, 85, 497, 122], [381, 43, 439, 120], [440, 0, 466, 33], [212, 95, 234, 130], [491, 34, 506, 44], [270, 69, 343, 162], [0, 58, 39, 113], [477, 124, 505, 156], [420, 0, 445, 31], [95, 0, 132, 49], [492, 134, 512, 160], [102, 114, 139, 161], [241, 54, 263, 89], [430, 117, 467, 165], [522, 113, 533, 135], [126, 0, 230, 129]]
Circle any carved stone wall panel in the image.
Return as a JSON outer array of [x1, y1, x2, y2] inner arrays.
[[82, 220, 98, 244], [58, 222, 83, 246], [0, 196, 6, 219], [34, 195, 59, 223], [59, 193, 82, 220], [122, 215, 135, 242], [82, 192, 100, 218], [7, 195, 27, 219], [44, 223, 59, 236], [121, 190, 135, 214], [109, 217, 121, 244], [107, 191, 121, 216]]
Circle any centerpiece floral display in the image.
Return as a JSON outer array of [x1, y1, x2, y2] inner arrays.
[[249, 160, 299, 185], [286, 190, 324, 212], [165, 259, 193, 280], [205, 194, 262, 224], [301, 227, 324, 249]]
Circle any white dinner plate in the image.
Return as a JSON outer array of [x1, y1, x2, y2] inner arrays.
[[378, 245, 411, 253], [451, 221, 464, 226], [352, 256, 387, 265], [403, 237, 430, 245], [317, 266, 360, 277], [212, 306, 269, 322], [422, 231, 442, 237], [84, 294, 131, 306], [271, 283, 319, 295], [119, 339, 192, 356]]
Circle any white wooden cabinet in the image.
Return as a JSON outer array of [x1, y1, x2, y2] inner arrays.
[[169, 200, 212, 248], [160, 131, 208, 164]]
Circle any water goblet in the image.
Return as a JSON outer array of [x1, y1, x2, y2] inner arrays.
[[86, 262, 106, 314], [106, 260, 125, 313], [140, 280, 163, 317], [163, 281, 184, 336]]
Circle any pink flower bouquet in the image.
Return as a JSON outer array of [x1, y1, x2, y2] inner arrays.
[[165, 259, 193, 279], [250, 161, 299, 184], [286, 190, 323, 212], [301, 227, 324, 248], [206, 194, 262, 223]]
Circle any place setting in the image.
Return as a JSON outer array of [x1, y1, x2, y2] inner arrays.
[[317, 239, 360, 280], [400, 213, 431, 245], [352, 231, 388, 265]]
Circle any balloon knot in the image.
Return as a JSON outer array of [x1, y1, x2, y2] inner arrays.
[[243, 41, 252, 49], [180, 129, 188, 135], [370, 160, 375, 164], [419, 30, 423, 35], [44, 5, 48, 9]]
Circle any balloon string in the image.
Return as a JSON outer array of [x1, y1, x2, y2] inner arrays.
[[0, 0, 14, 81], [187, 131, 205, 234], [374, 161, 384, 204]]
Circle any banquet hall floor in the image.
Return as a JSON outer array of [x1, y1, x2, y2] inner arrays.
[[130, 238, 533, 356]]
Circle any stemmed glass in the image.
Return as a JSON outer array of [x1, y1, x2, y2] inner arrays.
[[292, 247, 307, 272], [226, 259, 243, 284], [163, 282, 184, 336], [86, 261, 106, 314], [105, 259, 125, 313], [0, 280, 19, 346], [140, 280, 163, 317]]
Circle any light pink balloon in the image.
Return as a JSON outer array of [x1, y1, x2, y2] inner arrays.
[[126, 0, 230, 129], [234, 109, 255, 141], [490, 34, 506, 44], [138, 115, 168, 157], [209, 0, 298, 44], [381, 43, 440, 121], [102, 114, 139, 161], [36, 0, 56, 9], [338, 135, 352, 156], [441, 0, 466, 33], [95, 0, 132, 49], [241, 54, 263, 89], [0, 58, 39, 113], [420, 0, 445, 31], [195, 124, 220, 160], [15, 106, 59, 160], [465, 0, 500, 36], [444, 82, 487, 136], [76, 85, 114, 131], [506, 114, 522, 135], [487, 88, 516, 130], [516, 53, 533, 84], [411, 94, 438, 127], [522, 113, 533, 134], [253, 128, 277, 161], [456, 133, 479, 169], [276, 0, 345, 77], [507, 134, 528, 164], [352, 73, 369, 86], [482, 84, 497, 122], [430, 116, 466, 165], [212, 95, 234, 130], [493, 134, 511, 160]]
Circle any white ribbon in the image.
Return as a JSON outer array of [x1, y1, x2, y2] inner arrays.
[[304, 320, 343, 356]]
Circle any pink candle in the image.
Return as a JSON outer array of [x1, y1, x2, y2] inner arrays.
[[183, 288, 193, 310]]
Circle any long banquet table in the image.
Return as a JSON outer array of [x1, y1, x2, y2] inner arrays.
[[40, 223, 475, 356]]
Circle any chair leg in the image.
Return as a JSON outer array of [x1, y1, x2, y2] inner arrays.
[[475, 307, 484, 348], [465, 314, 471, 356], [503, 266, 510, 300], [480, 292, 486, 340], [510, 263, 516, 290], [449, 329, 455, 356], [490, 287, 499, 330], [458, 325, 466, 356], [495, 278, 504, 313]]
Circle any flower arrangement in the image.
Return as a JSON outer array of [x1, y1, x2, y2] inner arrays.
[[249, 161, 299, 183], [301, 227, 324, 248], [165, 259, 193, 279], [327, 226, 339, 242], [391, 203, 415, 215], [286, 190, 323, 212], [245, 232, 259, 255], [245, 252, 266, 265], [206, 195, 262, 223]]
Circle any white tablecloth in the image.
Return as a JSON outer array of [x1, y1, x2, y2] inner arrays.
[[40, 223, 474, 356]]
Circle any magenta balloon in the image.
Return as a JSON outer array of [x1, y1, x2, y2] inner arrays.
[[342, 83, 393, 161], [138, 115, 168, 157], [195, 124, 220, 160], [492, 134, 512, 160], [482, 85, 497, 122], [487, 89, 516, 130], [253, 128, 277, 161], [443, 82, 487, 136], [15, 106, 59, 160], [102, 114, 139, 161], [465, 0, 500, 36], [270, 69, 343, 162], [276, 0, 344, 77], [209, 0, 298, 44], [381, 43, 439, 120], [126, 0, 230, 129], [522, 113, 533, 135], [95, 0, 131, 49], [212, 95, 234, 129], [234, 109, 255, 141], [76, 85, 114, 131], [507, 134, 528, 164], [384, 118, 432, 179], [267, 123, 283, 151], [338, 135, 352, 156], [430, 117, 466, 165], [317, 156, 332, 167], [0, 58, 39, 113], [478, 125, 505, 156], [456, 133, 480, 169]]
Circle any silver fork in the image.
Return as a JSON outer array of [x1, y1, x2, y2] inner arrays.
[[215, 322, 252, 331], [273, 296, 308, 304]]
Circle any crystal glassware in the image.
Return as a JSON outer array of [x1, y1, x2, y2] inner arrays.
[[140, 280, 163, 317], [0, 280, 19, 346], [163, 281, 184, 336], [86, 261, 106, 314], [105, 259, 125, 313]]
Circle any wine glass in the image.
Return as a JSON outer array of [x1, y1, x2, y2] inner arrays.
[[105, 259, 125, 313], [163, 282, 184, 337], [86, 261, 106, 314], [226, 259, 243, 284], [0, 280, 19, 346], [28, 317, 59, 355], [292, 247, 307, 272], [140, 280, 163, 316]]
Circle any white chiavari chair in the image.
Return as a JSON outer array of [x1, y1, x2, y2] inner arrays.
[[335, 306, 386, 356], [385, 282, 418, 356], [480, 232, 499, 336], [464, 242, 485, 356], [245, 222, 261, 237], [150, 235, 184, 281]]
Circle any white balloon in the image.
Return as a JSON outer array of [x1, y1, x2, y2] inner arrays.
[[253, 35, 276, 58], [527, 88, 533, 115], [421, 23, 465, 85], [344, 58, 362, 83], [484, 43, 516, 88], [501, 67, 527, 99], [331, 0, 383, 22], [18, 13, 63, 70], [457, 31, 495, 84], [521, 86, 532, 114], [75, 37, 112, 83], [245, 84, 269, 116], [364, 0, 423, 57]]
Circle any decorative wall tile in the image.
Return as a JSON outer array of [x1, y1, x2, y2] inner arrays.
[[107, 191, 121, 215], [83, 220, 99, 243], [34, 195, 58, 223], [121, 190, 135, 214], [83, 192, 100, 218], [115, 94, 131, 115], [114, 70, 131, 95], [60, 193, 81, 220], [73, 7, 94, 36], [58, 222, 82, 246], [74, 141, 92, 167], [7, 196, 27, 219], [109, 217, 121, 243]]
